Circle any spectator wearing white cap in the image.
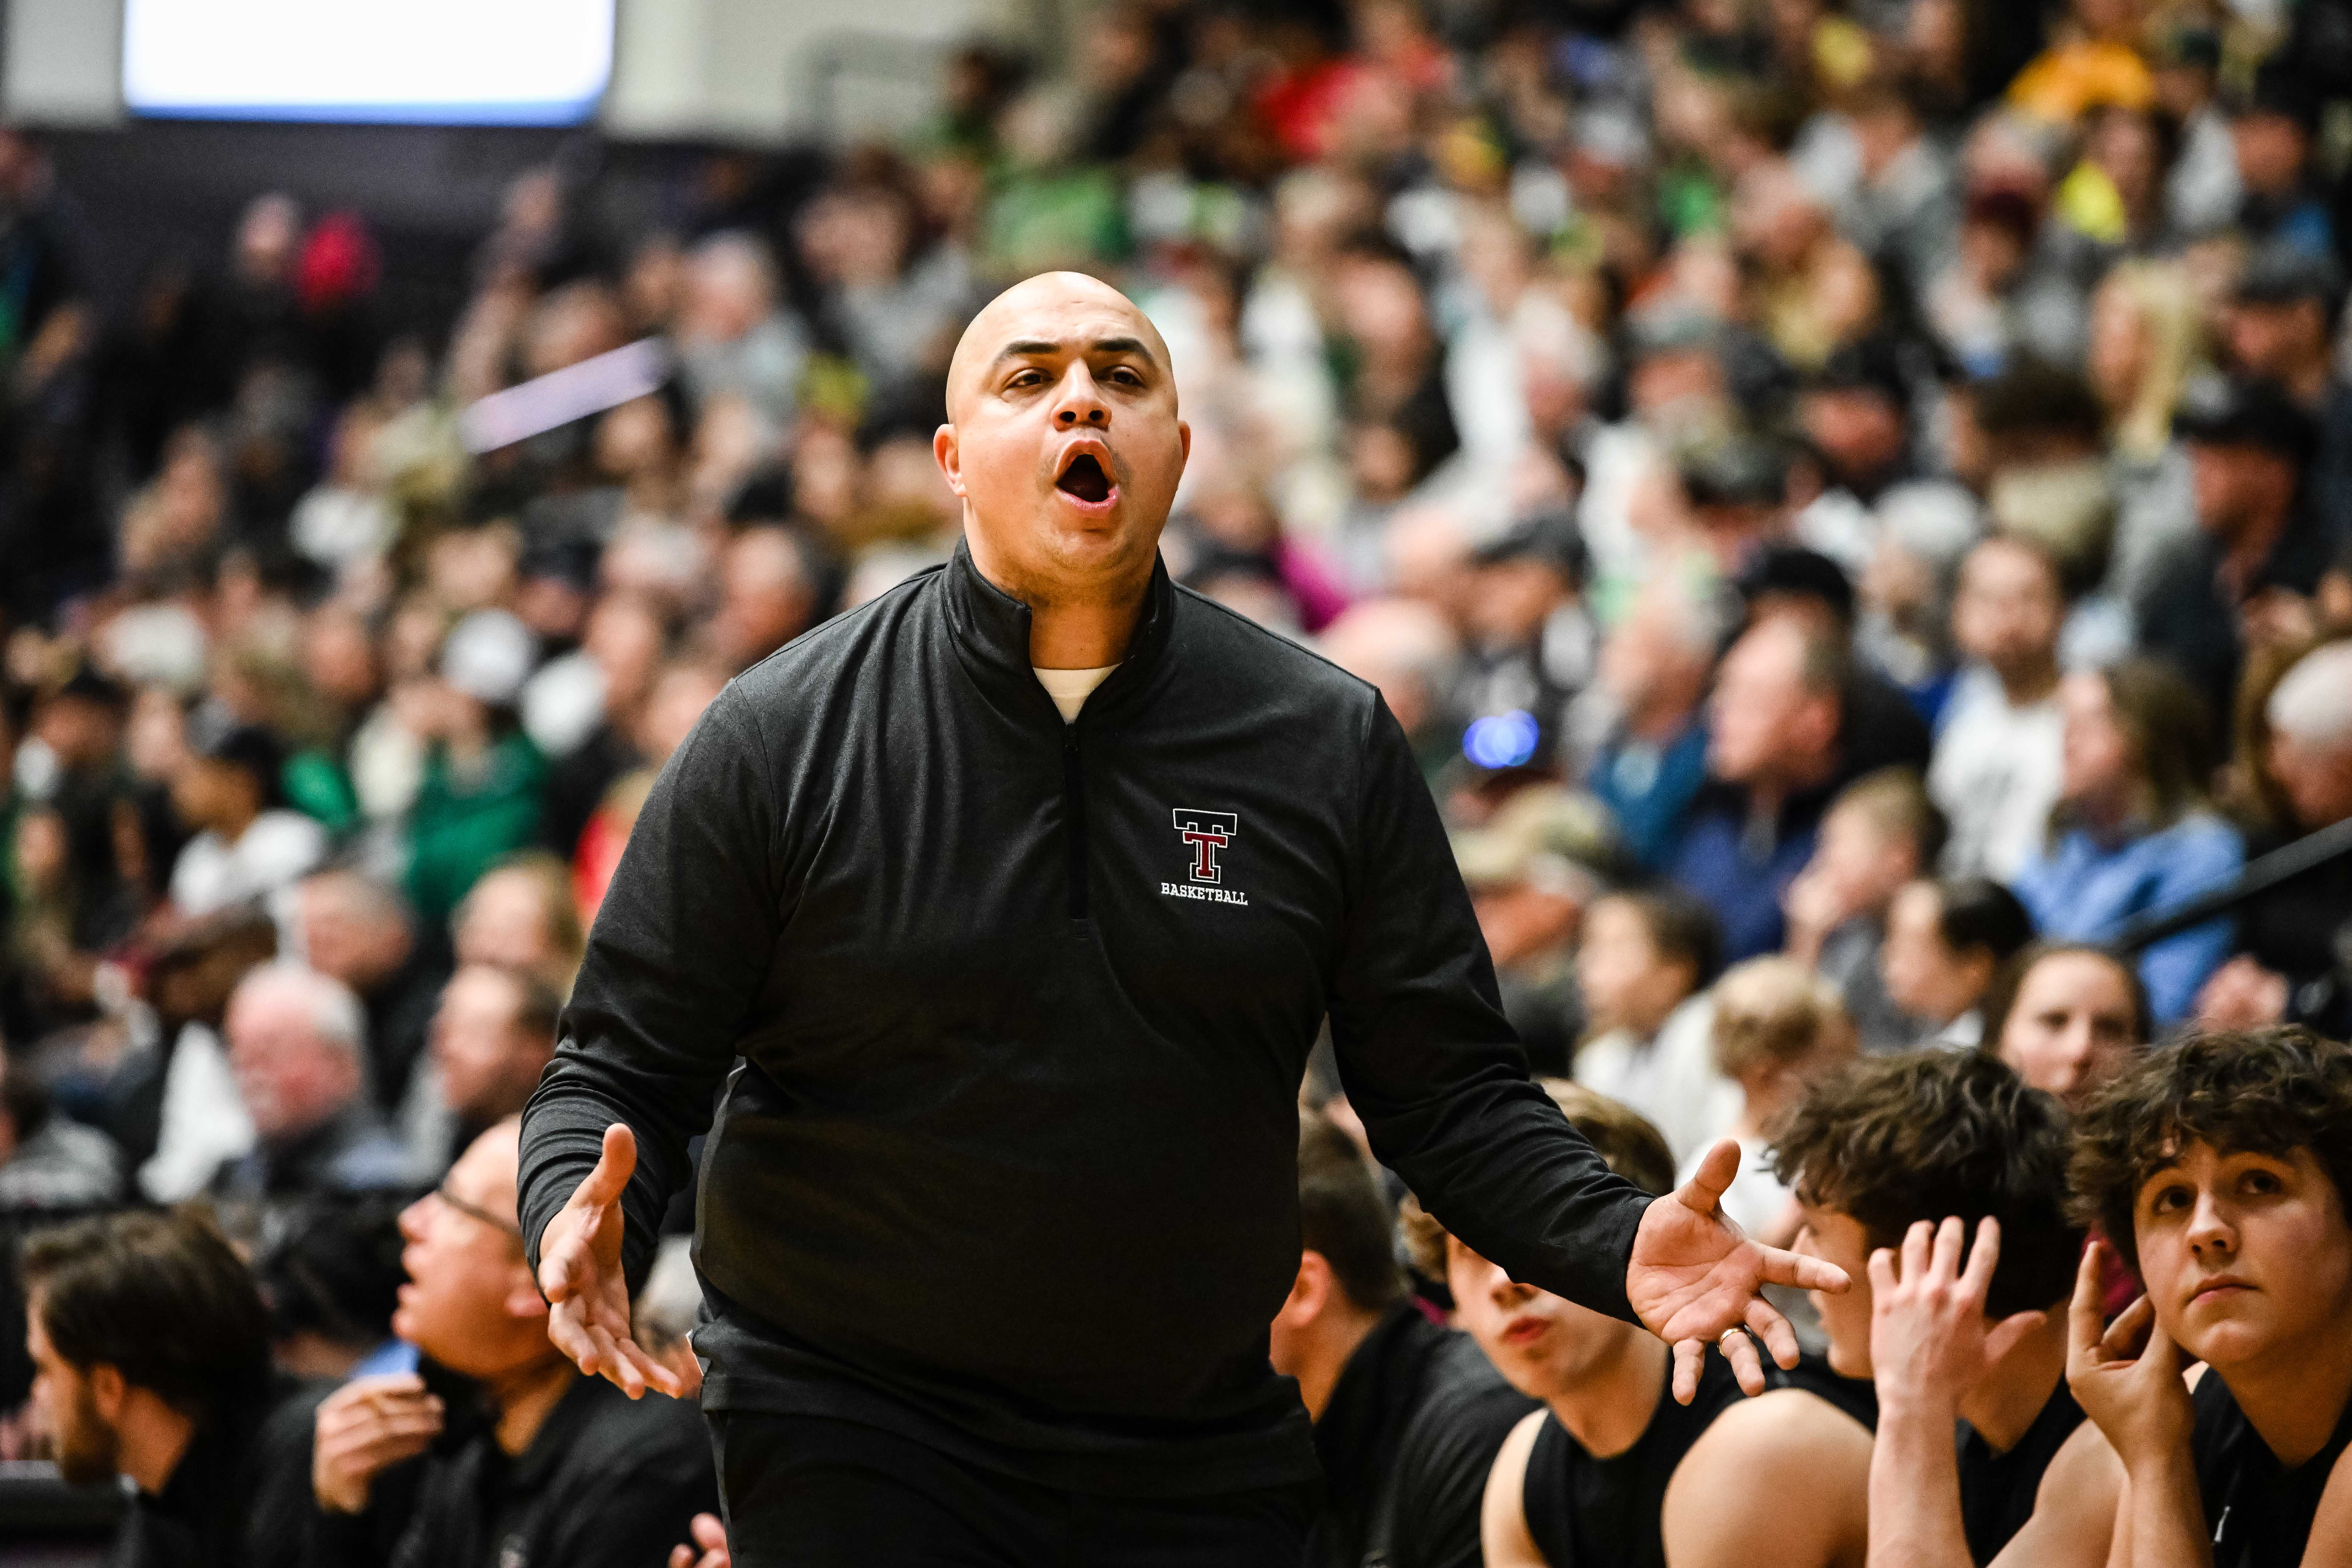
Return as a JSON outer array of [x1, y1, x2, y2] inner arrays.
[[404, 608, 548, 930]]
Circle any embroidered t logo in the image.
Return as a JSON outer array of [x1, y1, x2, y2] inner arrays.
[[1172, 808, 1238, 884]]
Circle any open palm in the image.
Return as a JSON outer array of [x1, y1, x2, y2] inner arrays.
[[1628, 1139, 1850, 1401], [539, 1123, 684, 1400]]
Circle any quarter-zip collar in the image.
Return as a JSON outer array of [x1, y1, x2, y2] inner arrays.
[[941, 536, 1177, 727]]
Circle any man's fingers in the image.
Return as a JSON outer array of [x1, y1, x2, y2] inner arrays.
[[1930, 1215, 1966, 1284], [318, 1375, 429, 1427], [1746, 1294, 1801, 1371], [2098, 1296, 2154, 1363], [1672, 1337, 1703, 1405], [573, 1122, 640, 1211], [584, 1320, 646, 1398], [618, 1335, 687, 1398], [346, 1427, 441, 1467], [1723, 1327, 1768, 1396], [2138, 1313, 2186, 1381], [539, 1234, 587, 1303], [1960, 1217, 2004, 1299], [1901, 1219, 1933, 1286], [1985, 1309, 2047, 1367], [1757, 1243, 1850, 1294], [1867, 1246, 1899, 1299], [319, 1394, 442, 1446], [2067, 1239, 2108, 1359], [1676, 1139, 1743, 1216], [351, 1406, 444, 1442], [547, 1299, 604, 1374]]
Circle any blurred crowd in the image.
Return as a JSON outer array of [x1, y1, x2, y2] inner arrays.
[[7, 0, 2352, 1559]]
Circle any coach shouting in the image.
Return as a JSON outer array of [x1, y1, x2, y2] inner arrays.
[[519, 272, 1844, 1565]]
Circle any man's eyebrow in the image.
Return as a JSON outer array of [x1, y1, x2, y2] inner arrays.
[[988, 335, 1159, 367]]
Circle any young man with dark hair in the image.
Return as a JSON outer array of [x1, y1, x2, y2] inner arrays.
[[1880, 876, 2036, 1048], [2065, 1026, 2352, 1566], [1461, 1081, 1872, 1568], [1775, 1050, 2101, 1567], [19, 1207, 287, 1566], [1273, 1110, 1535, 1568]]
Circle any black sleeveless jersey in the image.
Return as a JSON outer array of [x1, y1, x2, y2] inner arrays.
[[2193, 1370, 2352, 1567], [1522, 1350, 1744, 1568], [1770, 1352, 1879, 1434], [1957, 1380, 2082, 1566]]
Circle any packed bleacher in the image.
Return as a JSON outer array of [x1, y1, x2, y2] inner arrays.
[[5, 0, 2352, 1561]]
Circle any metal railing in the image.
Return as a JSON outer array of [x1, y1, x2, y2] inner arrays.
[[2112, 815, 2352, 952]]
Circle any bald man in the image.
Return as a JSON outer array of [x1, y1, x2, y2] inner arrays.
[[520, 273, 1843, 1566]]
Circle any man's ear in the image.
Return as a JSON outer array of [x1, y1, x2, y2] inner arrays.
[[1276, 1250, 1336, 1329], [87, 1364, 127, 1424], [1177, 417, 1192, 468], [505, 1263, 552, 1323], [1807, 694, 1844, 757], [934, 423, 964, 497], [1958, 947, 1999, 1001]]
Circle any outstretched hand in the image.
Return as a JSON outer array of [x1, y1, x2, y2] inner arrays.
[[538, 1122, 683, 1399], [1627, 1138, 1850, 1403], [1869, 1217, 2046, 1416]]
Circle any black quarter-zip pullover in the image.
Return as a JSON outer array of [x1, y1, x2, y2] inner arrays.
[[518, 541, 1649, 1496]]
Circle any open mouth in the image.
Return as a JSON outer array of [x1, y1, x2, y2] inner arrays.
[[1056, 452, 1114, 505]]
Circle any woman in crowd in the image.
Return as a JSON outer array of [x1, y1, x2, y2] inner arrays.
[[1981, 939, 2151, 1107], [2011, 659, 2242, 1025]]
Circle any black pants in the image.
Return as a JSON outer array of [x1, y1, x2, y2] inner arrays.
[[708, 1412, 1317, 1567]]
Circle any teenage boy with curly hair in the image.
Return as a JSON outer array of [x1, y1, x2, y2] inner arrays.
[[2065, 1027, 2352, 1567]]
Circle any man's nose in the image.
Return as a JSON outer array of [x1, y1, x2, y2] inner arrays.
[[1488, 1272, 1533, 1307], [2186, 1189, 2237, 1255], [1053, 365, 1110, 428]]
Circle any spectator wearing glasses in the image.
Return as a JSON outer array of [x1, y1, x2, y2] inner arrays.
[[309, 1118, 714, 1568]]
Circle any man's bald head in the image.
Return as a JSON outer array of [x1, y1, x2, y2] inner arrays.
[[934, 271, 1190, 624], [945, 272, 1176, 422]]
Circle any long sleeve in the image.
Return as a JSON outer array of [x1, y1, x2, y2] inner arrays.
[[518, 685, 785, 1290], [1325, 697, 1650, 1322]]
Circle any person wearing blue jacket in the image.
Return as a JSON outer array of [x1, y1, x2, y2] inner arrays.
[[2010, 659, 2242, 1025]]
